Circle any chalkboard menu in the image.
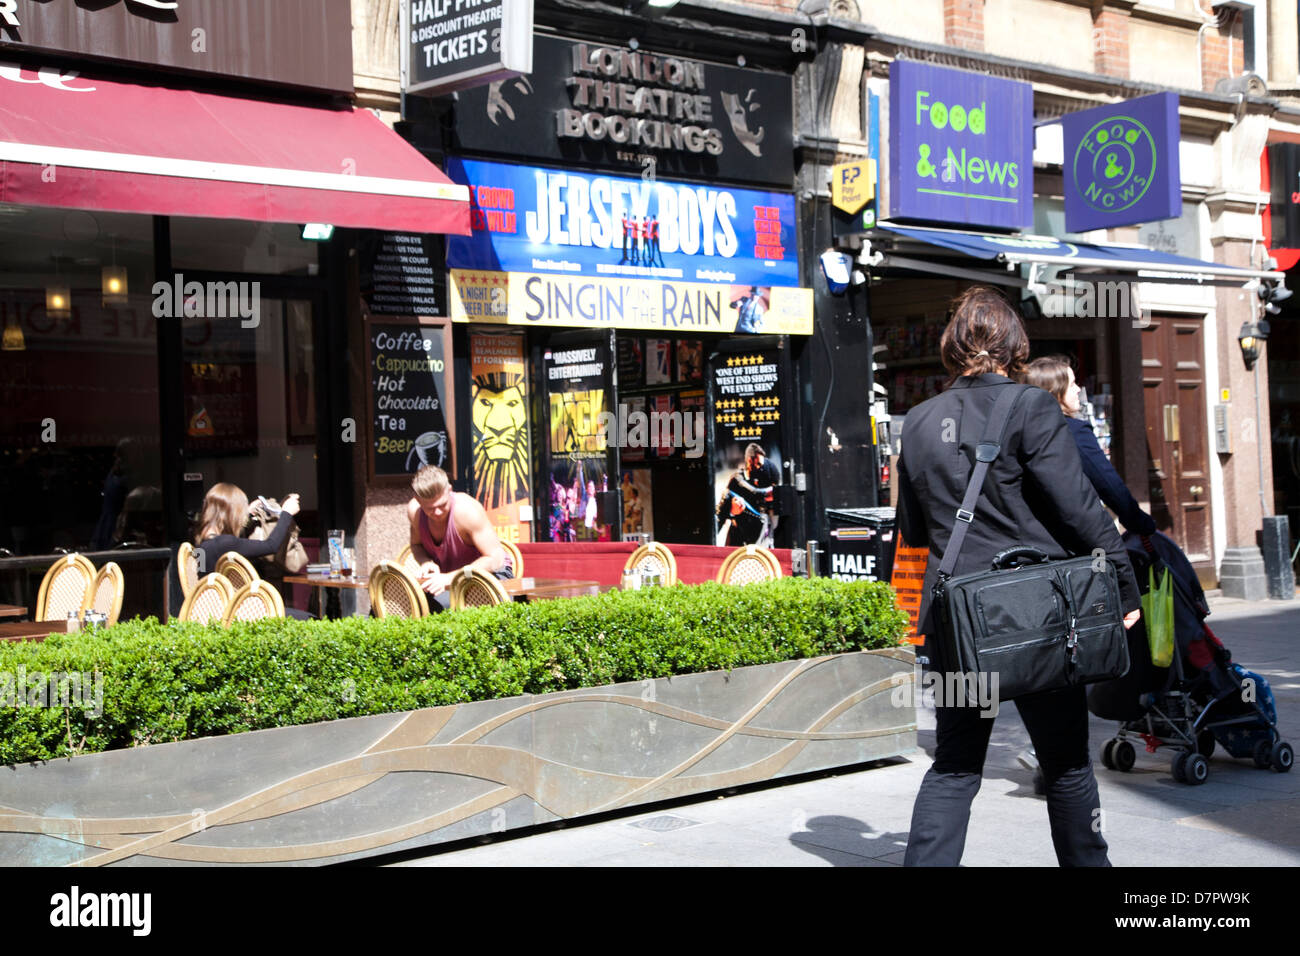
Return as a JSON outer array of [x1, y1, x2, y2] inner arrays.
[[359, 232, 446, 316], [367, 319, 456, 480]]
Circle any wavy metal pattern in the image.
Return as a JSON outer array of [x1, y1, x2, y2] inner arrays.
[[0, 650, 916, 866]]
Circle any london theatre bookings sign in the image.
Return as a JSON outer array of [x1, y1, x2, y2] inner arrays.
[[368, 322, 454, 478], [453, 36, 794, 186]]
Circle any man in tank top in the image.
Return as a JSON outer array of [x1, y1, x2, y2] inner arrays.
[[406, 465, 512, 609]]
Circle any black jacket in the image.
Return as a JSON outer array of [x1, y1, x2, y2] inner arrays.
[[1064, 416, 1157, 536], [897, 374, 1141, 637]]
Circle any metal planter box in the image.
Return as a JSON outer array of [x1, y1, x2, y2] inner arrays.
[[0, 649, 915, 866]]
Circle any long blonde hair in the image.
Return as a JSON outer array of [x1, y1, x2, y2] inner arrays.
[[196, 482, 249, 543]]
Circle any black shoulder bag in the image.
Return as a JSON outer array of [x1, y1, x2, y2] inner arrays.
[[929, 385, 1130, 704]]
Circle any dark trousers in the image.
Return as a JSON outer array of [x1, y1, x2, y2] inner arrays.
[[904, 684, 1111, 867]]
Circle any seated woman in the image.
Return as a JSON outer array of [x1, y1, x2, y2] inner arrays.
[[195, 482, 312, 620], [406, 464, 511, 610]]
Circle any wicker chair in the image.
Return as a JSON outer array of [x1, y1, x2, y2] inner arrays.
[[178, 574, 235, 625], [85, 561, 126, 625], [35, 553, 97, 622], [499, 540, 523, 579], [222, 579, 286, 625], [716, 545, 782, 586], [215, 552, 258, 593], [177, 542, 201, 598], [394, 544, 423, 580], [449, 567, 510, 609], [624, 542, 678, 586], [368, 561, 430, 619]]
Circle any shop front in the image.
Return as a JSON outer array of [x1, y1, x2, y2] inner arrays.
[[374, 32, 814, 555], [0, 0, 470, 618], [848, 62, 1285, 587]]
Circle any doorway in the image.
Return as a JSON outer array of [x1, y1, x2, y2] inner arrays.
[[1140, 312, 1213, 567]]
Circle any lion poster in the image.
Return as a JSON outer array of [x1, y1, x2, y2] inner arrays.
[[469, 332, 532, 544]]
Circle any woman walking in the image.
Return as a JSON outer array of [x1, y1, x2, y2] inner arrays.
[[896, 287, 1142, 867]]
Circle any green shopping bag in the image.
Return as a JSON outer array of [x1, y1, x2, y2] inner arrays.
[[1142, 564, 1175, 668]]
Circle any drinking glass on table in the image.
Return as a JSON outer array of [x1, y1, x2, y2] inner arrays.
[[327, 530, 345, 577], [341, 548, 356, 578]]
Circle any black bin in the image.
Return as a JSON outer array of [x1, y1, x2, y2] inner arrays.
[[824, 507, 896, 582]]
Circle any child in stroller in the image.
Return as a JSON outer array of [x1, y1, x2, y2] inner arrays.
[[1087, 530, 1294, 784]]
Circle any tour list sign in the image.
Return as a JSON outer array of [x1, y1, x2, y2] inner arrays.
[[359, 232, 445, 316], [401, 0, 533, 96], [368, 321, 455, 479]]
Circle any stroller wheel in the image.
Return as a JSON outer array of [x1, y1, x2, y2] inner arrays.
[[1113, 739, 1136, 772], [1271, 741, 1294, 774], [1171, 752, 1188, 783], [1101, 739, 1117, 770], [1253, 740, 1272, 769], [1196, 731, 1215, 758], [1183, 753, 1209, 785]]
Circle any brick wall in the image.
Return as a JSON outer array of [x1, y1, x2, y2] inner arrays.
[[1201, 5, 1241, 91], [944, 0, 983, 51], [1092, 6, 1129, 79]]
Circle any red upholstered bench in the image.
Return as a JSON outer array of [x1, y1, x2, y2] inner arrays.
[[515, 542, 794, 587]]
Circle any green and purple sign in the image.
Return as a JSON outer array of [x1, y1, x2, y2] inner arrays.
[[1063, 92, 1181, 232], [888, 61, 1033, 230]]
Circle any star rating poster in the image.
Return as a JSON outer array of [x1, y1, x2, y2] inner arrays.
[[711, 348, 785, 546]]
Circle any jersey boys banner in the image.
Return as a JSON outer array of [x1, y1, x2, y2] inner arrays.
[[445, 157, 799, 288]]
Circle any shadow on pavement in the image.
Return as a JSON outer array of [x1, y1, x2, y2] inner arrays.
[[788, 814, 910, 866]]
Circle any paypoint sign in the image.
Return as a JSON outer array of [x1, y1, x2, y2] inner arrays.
[[888, 61, 1032, 230], [1062, 92, 1181, 232]]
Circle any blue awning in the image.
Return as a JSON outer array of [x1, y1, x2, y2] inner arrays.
[[877, 223, 1281, 283]]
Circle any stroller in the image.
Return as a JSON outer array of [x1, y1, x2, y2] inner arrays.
[[1087, 531, 1294, 785]]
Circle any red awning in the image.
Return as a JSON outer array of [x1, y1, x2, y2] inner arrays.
[[0, 65, 469, 235]]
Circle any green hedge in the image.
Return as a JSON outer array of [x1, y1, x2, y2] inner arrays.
[[0, 578, 908, 765]]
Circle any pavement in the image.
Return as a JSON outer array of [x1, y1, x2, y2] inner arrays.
[[391, 594, 1300, 867]]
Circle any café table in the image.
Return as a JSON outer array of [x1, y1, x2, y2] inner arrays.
[[501, 577, 601, 602], [0, 604, 26, 619], [283, 572, 368, 619], [0, 619, 71, 643]]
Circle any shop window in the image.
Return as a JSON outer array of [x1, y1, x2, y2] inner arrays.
[[0, 204, 161, 554], [181, 298, 320, 538], [170, 218, 319, 276]]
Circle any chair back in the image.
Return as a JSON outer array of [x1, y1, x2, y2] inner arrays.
[[395, 544, 423, 580], [624, 542, 678, 586], [716, 545, 782, 586], [215, 552, 259, 592], [369, 561, 430, 619], [222, 579, 286, 625], [86, 561, 126, 625], [36, 553, 97, 621], [449, 568, 509, 609], [499, 540, 523, 579], [178, 573, 235, 625], [177, 542, 201, 598]]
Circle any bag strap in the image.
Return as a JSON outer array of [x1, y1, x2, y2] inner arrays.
[[937, 384, 1026, 582]]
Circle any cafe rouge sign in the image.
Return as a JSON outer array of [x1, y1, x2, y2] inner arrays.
[[888, 61, 1033, 230], [1062, 92, 1181, 233], [453, 35, 794, 187]]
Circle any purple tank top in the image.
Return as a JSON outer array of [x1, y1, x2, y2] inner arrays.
[[418, 493, 482, 572]]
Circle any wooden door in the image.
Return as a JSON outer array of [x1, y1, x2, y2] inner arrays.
[[1140, 314, 1213, 566]]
